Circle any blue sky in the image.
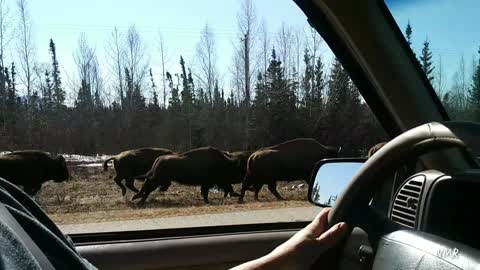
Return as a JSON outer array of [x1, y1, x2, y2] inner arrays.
[[5, 0, 479, 104], [17, 0, 332, 103], [385, 0, 480, 94]]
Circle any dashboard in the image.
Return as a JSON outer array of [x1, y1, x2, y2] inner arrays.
[[390, 169, 480, 249]]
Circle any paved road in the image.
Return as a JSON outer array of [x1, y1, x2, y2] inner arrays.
[[59, 206, 320, 234]]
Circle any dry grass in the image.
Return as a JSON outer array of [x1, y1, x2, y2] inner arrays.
[[36, 164, 311, 225]]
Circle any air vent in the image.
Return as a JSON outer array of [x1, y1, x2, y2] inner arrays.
[[390, 176, 425, 228]]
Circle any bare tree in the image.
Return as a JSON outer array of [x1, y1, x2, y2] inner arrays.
[[293, 28, 303, 103], [195, 23, 217, 103], [452, 55, 468, 111], [277, 22, 293, 79], [236, 0, 256, 106], [91, 54, 104, 107], [157, 32, 169, 108], [257, 19, 270, 80], [434, 55, 444, 98], [230, 52, 244, 103], [125, 25, 149, 89], [106, 27, 125, 106], [306, 27, 323, 94], [74, 33, 95, 86], [235, 0, 257, 149], [16, 0, 35, 100], [0, 0, 12, 68]]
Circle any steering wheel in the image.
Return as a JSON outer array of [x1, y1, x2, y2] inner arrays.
[[320, 122, 479, 269]]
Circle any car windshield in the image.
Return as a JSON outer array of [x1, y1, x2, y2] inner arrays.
[[0, 0, 387, 234], [385, 0, 480, 122]]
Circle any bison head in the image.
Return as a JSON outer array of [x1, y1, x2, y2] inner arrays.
[[52, 155, 69, 182]]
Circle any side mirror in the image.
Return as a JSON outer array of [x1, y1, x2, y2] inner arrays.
[[308, 158, 366, 207]]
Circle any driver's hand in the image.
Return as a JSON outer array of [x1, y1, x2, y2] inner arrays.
[[230, 208, 349, 270]]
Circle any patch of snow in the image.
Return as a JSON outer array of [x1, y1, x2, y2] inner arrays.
[[0, 151, 113, 164], [75, 163, 104, 168], [63, 154, 113, 163], [210, 187, 223, 193]]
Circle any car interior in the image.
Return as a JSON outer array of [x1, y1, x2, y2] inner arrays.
[[3, 0, 480, 269]]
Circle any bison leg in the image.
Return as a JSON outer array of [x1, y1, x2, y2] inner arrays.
[[267, 182, 285, 201], [200, 185, 212, 204], [131, 179, 158, 205], [114, 176, 127, 196], [221, 184, 239, 198], [200, 185, 210, 204], [125, 178, 139, 193], [200, 185, 211, 204], [238, 182, 250, 203], [253, 183, 263, 201]]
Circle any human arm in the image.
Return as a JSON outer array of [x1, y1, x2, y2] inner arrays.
[[230, 208, 349, 270]]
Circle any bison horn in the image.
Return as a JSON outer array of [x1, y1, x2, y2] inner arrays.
[[337, 146, 342, 155]]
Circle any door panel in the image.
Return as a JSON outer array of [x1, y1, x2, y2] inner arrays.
[[77, 228, 371, 270], [77, 230, 297, 270]]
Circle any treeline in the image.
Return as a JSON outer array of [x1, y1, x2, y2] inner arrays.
[[0, 46, 386, 155], [404, 22, 480, 122], [0, 0, 388, 155]]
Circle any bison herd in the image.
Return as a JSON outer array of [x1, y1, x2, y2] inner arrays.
[[0, 138, 387, 207]]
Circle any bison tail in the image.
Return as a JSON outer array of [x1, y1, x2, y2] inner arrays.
[[103, 157, 115, 171]]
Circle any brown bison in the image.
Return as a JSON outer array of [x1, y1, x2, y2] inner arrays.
[[221, 150, 255, 196], [238, 138, 341, 203], [103, 147, 174, 196], [0, 150, 69, 196], [367, 142, 387, 158], [131, 147, 250, 205]]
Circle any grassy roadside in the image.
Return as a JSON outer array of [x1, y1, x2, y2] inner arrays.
[[37, 165, 310, 225]]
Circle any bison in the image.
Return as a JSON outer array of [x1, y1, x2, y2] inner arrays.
[[238, 138, 341, 203], [0, 150, 69, 196], [221, 150, 255, 196], [131, 147, 250, 205], [103, 147, 174, 196]]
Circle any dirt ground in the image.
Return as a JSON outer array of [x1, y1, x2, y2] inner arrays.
[[35, 163, 311, 225]]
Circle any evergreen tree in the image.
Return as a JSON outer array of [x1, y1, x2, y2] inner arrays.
[[0, 64, 6, 127], [265, 48, 296, 143], [167, 72, 180, 110], [302, 48, 313, 109], [405, 21, 413, 46], [327, 59, 350, 113], [75, 79, 93, 110], [313, 56, 325, 105], [469, 47, 480, 121], [149, 68, 159, 108], [180, 57, 192, 105], [49, 39, 65, 106], [43, 69, 53, 110], [187, 68, 196, 102], [405, 21, 417, 59], [179, 56, 193, 148], [420, 38, 434, 82], [94, 88, 102, 109]]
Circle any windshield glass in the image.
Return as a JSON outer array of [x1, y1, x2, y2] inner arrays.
[[385, 0, 480, 122], [0, 0, 387, 234]]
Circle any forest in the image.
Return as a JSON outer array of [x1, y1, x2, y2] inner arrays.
[[0, 0, 477, 156]]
